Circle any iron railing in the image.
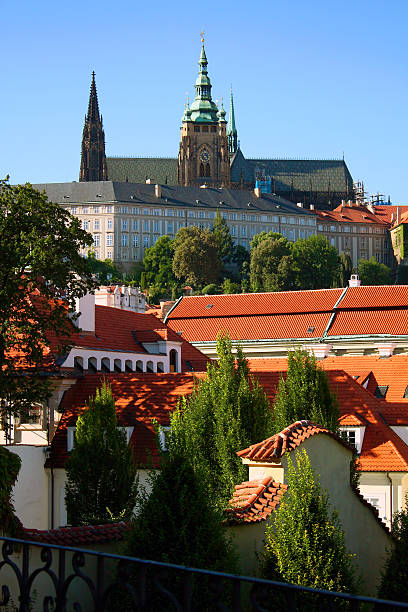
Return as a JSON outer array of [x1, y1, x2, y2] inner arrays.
[[0, 535, 407, 611]]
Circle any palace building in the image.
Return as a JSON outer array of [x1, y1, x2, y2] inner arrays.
[[79, 40, 354, 210]]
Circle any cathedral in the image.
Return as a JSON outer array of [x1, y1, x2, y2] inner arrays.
[[80, 41, 354, 210]]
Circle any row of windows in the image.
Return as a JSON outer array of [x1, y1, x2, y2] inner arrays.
[[318, 224, 386, 234]]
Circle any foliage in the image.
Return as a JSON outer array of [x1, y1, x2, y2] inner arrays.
[[231, 243, 250, 277], [143, 235, 176, 289], [212, 211, 234, 262], [222, 278, 241, 294], [338, 252, 353, 287], [202, 283, 220, 295], [377, 498, 408, 603], [358, 257, 392, 286], [0, 446, 22, 536], [272, 349, 339, 434], [250, 236, 295, 292], [250, 231, 282, 251], [263, 450, 357, 597], [291, 235, 340, 290], [65, 382, 138, 526], [0, 179, 96, 423], [86, 254, 123, 284], [172, 225, 221, 287], [170, 334, 273, 509], [397, 265, 408, 284]]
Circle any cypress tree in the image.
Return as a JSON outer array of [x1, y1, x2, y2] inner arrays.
[[273, 349, 339, 434], [377, 500, 408, 604], [263, 449, 357, 597], [65, 382, 138, 526]]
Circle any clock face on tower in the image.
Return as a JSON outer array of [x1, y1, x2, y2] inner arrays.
[[200, 150, 210, 163]]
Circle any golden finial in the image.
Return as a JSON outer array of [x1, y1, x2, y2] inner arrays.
[[201, 30, 205, 43]]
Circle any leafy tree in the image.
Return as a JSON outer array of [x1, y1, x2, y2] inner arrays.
[[222, 278, 241, 294], [231, 243, 250, 275], [397, 265, 408, 284], [0, 180, 95, 424], [358, 257, 392, 286], [338, 251, 353, 287], [143, 235, 176, 289], [65, 382, 138, 526], [86, 254, 123, 284], [377, 498, 408, 604], [212, 211, 234, 262], [202, 283, 220, 295], [291, 235, 340, 289], [273, 350, 339, 434], [263, 449, 357, 596], [170, 335, 273, 509], [172, 225, 221, 287], [250, 236, 294, 292], [0, 446, 22, 536], [250, 231, 282, 251]]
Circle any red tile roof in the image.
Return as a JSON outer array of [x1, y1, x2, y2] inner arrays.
[[372, 205, 408, 225], [46, 372, 203, 468], [237, 420, 350, 462], [22, 522, 130, 545], [316, 204, 389, 226], [225, 477, 288, 523], [337, 285, 408, 309]]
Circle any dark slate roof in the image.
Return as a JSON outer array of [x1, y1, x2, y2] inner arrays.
[[230, 151, 353, 193], [32, 181, 316, 215], [107, 157, 178, 185]]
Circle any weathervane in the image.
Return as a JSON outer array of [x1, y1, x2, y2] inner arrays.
[[201, 30, 205, 43]]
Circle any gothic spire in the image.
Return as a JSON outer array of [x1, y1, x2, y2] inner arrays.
[[187, 37, 219, 123], [227, 88, 238, 156], [79, 72, 108, 182]]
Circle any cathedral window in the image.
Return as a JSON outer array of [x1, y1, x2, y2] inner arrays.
[[194, 126, 200, 132], [205, 164, 211, 177], [199, 163, 205, 176], [202, 126, 208, 133]]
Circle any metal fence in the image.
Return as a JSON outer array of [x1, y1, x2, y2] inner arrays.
[[1, 535, 408, 611]]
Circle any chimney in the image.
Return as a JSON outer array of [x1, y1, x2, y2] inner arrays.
[[377, 343, 397, 358], [309, 204, 314, 210], [146, 178, 152, 184], [349, 274, 361, 287], [155, 184, 162, 198], [347, 200, 352, 207], [73, 293, 95, 332], [296, 202, 303, 208], [391, 213, 394, 223], [341, 200, 345, 207], [254, 187, 261, 198]]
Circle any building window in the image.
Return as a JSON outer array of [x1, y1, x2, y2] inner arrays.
[[241, 227, 247, 237], [143, 208, 149, 215], [188, 211, 195, 218], [94, 219, 100, 230], [143, 220, 149, 231], [93, 234, 100, 247], [106, 234, 113, 246], [107, 218, 113, 230], [122, 206, 128, 214], [166, 209, 174, 216], [132, 235, 138, 248], [340, 429, 356, 450], [122, 219, 128, 230], [231, 213, 237, 220], [144, 236, 149, 248], [132, 207, 139, 214], [83, 207, 89, 214], [374, 385, 389, 399], [167, 222, 174, 233], [121, 234, 128, 247], [281, 216, 286, 224], [154, 221, 160, 232], [178, 210, 184, 217], [194, 126, 200, 132], [105, 205, 112, 213], [154, 209, 161, 216], [241, 213, 247, 221], [83, 221, 89, 230], [231, 226, 236, 236], [199, 211, 205, 219], [159, 426, 172, 451], [71, 207, 77, 215], [133, 219, 139, 231], [289, 217, 295, 224]]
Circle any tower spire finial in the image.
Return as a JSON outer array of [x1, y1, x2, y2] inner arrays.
[[201, 30, 204, 43], [227, 87, 238, 156], [79, 72, 108, 182]]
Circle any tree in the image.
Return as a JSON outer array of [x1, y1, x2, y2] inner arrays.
[[222, 278, 241, 294], [0, 180, 96, 424], [65, 382, 138, 526], [143, 235, 176, 289], [0, 446, 22, 536], [358, 257, 392, 286], [86, 254, 123, 284], [170, 335, 273, 509], [263, 449, 356, 595], [212, 211, 234, 262], [172, 225, 221, 287], [249, 236, 294, 292], [272, 350, 339, 434], [291, 235, 340, 290], [377, 498, 408, 603], [338, 251, 353, 287], [250, 231, 282, 251]]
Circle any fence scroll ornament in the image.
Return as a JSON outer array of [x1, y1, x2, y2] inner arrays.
[[1, 537, 408, 611]]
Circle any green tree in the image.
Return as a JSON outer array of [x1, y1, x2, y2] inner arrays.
[[222, 278, 241, 294], [358, 257, 392, 285], [65, 382, 138, 526], [263, 449, 356, 596], [250, 236, 295, 292], [338, 251, 353, 287], [143, 235, 176, 289], [0, 180, 96, 425], [292, 235, 340, 289], [202, 283, 220, 295], [250, 231, 282, 251], [377, 498, 408, 604], [397, 265, 408, 284], [170, 335, 273, 509], [272, 350, 339, 434], [86, 254, 123, 284], [172, 225, 221, 287], [0, 446, 22, 536], [212, 211, 234, 262]]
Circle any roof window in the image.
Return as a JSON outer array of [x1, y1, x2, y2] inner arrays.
[[206, 304, 214, 309], [307, 326, 315, 334], [374, 385, 389, 399], [404, 386, 408, 399]]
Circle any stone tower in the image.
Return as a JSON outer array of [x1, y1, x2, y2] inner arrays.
[[79, 72, 108, 182], [227, 88, 238, 157], [178, 40, 230, 187]]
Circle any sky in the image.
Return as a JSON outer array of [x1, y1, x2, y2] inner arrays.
[[1, 0, 407, 203]]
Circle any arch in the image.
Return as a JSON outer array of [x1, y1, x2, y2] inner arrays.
[[136, 360, 143, 372], [146, 361, 154, 373], [199, 162, 205, 177], [157, 362, 164, 373], [169, 349, 178, 373], [114, 359, 122, 373], [205, 163, 211, 177], [87, 357, 97, 373], [74, 356, 83, 372], [101, 357, 110, 373], [125, 359, 133, 372]]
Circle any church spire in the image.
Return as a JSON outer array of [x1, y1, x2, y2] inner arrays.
[[79, 72, 108, 182], [227, 88, 238, 156], [188, 36, 219, 123]]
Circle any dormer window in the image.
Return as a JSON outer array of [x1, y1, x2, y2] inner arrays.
[[339, 426, 365, 455], [374, 385, 388, 399]]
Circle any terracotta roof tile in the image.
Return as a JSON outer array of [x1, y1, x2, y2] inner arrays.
[[226, 478, 288, 524], [316, 205, 389, 226], [22, 522, 130, 545]]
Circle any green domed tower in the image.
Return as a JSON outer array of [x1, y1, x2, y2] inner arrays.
[[178, 37, 230, 187]]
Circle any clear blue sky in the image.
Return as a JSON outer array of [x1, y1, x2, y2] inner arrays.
[[2, 0, 407, 202]]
